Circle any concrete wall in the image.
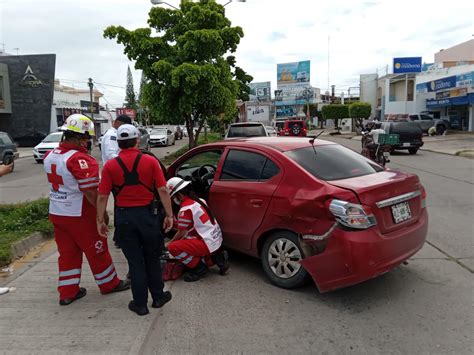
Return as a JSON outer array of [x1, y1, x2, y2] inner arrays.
[[435, 39, 474, 64], [360, 74, 378, 117], [385, 101, 416, 115], [0, 54, 56, 142]]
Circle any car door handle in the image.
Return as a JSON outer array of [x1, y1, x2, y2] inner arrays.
[[250, 199, 263, 207]]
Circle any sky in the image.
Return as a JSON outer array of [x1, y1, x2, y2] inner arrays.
[[1, 0, 473, 107]]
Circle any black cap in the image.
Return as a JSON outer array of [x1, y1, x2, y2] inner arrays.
[[115, 115, 132, 124]]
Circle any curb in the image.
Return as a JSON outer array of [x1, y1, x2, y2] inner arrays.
[[10, 231, 53, 260], [455, 150, 474, 159]]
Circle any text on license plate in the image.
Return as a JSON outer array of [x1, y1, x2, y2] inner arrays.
[[391, 202, 412, 224], [403, 143, 411, 147]]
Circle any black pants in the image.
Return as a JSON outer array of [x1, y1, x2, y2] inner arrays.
[[115, 205, 164, 307]]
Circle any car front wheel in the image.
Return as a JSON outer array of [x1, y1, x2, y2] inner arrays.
[[436, 125, 446, 135], [261, 231, 309, 289], [408, 147, 418, 155]]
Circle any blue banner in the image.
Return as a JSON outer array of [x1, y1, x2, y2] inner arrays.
[[393, 57, 422, 73], [427, 75, 457, 92]]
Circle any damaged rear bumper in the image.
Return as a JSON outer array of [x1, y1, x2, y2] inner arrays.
[[300, 209, 428, 293]]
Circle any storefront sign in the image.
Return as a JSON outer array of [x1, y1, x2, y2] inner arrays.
[[436, 88, 468, 99], [20, 65, 43, 87], [429, 76, 457, 92], [249, 82, 271, 101], [393, 57, 422, 73], [116, 107, 137, 119], [80, 100, 100, 114], [426, 93, 474, 108]]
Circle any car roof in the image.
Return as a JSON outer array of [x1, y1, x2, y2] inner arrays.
[[204, 137, 335, 152]]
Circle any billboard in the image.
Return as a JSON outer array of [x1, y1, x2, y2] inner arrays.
[[247, 105, 270, 122], [249, 82, 271, 101], [277, 60, 310, 85], [393, 57, 422, 73], [80, 100, 100, 114]]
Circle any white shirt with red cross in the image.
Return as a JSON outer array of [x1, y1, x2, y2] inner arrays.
[[44, 146, 99, 217]]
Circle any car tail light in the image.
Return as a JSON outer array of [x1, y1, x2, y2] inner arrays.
[[421, 187, 427, 209], [329, 199, 377, 229]]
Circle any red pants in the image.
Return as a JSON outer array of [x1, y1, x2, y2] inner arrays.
[[168, 237, 213, 269], [51, 215, 120, 300]]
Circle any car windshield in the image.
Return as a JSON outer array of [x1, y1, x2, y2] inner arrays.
[[151, 129, 167, 135], [287, 121, 303, 128], [42, 133, 63, 143], [285, 145, 384, 181], [227, 125, 266, 138]]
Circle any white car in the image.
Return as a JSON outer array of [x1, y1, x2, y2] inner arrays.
[[33, 132, 63, 163], [149, 128, 175, 147], [265, 126, 278, 136]]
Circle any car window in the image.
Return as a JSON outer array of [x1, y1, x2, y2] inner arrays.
[[287, 121, 303, 129], [261, 158, 280, 180], [152, 129, 167, 135], [409, 115, 418, 120], [285, 145, 383, 181], [0, 133, 13, 145], [391, 122, 423, 134], [227, 125, 266, 138], [176, 150, 223, 179], [220, 150, 277, 181], [420, 115, 433, 120], [43, 133, 63, 143]]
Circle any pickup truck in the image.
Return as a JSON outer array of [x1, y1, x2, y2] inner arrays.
[[408, 114, 450, 135]]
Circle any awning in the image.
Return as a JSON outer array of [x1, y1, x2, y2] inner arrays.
[[426, 93, 474, 108]]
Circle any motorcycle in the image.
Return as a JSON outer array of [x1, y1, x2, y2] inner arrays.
[[361, 131, 391, 166]]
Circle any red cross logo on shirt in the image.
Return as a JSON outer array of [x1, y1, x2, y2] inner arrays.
[[47, 164, 64, 192]]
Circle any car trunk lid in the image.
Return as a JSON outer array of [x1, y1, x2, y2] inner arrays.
[[329, 170, 423, 234]]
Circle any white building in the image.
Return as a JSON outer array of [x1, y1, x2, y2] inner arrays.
[[360, 39, 474, 131]]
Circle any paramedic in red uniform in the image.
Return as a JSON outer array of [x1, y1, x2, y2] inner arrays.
[[43, 114, 130, 306], [97, 124, 174, 316], [166, 177, 229, 282]]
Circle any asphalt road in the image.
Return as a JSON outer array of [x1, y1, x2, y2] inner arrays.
[[1, 135, 473, 354], [0, 138, 189, 204]]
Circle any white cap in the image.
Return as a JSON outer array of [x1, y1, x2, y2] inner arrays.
[[117, 124, 139, 140]]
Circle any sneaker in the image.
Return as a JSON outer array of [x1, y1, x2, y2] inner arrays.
[[215, 250, 230, 275], [59, 287, 87, 306], [105, 279, 131, 294], [128, 301, 149, 316], [151, 291, 172, 308]]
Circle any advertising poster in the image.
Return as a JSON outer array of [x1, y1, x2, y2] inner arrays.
[[249, 82, 271, 101]]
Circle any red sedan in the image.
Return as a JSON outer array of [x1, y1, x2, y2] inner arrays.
[[167, 137, 428, 292]]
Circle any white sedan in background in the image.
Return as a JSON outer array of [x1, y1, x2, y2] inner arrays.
[[149, 128, 175, 147], [33, 131, 63, 163], [265, 126, 278, 136]]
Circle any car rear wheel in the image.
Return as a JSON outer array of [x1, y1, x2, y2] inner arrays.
[[35, 159, 43, 164], [436, 125, 446, 135], [261, 231, 309, 289], [408, 148, 418, 155]]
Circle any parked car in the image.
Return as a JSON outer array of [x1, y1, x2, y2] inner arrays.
[[167, 137, 428, 292], [0, 131, 19, 171], [149, 127, 175, 147], [381, 121, 424, 154], [32, 131, 63, 163], [180, 125, 189, 137], [265, 126, 278, 137], [278, 120, 307, 137], [408, 114, 450, 135], [275, 121, 285, 133], [137, 127, 151, 150], [225, 122, 268, 139]]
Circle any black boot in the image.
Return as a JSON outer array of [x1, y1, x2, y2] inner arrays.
[[128, 301, 149, 316], [59, 287, 87, 306], [184, 262, 208, 282], [214, 250, 230, 275], [105, 279, 131, 294], [151, 291, 172, 308]]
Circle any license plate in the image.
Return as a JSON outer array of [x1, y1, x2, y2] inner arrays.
[[391, 202, 412, 224], [402, 143, 411, 147]]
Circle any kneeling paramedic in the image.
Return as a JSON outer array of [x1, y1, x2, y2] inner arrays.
[[166, 177, 229, 282], [97, 124, 174, 316], [43, 114, 130, 306]]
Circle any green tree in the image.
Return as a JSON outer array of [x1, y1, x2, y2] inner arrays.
[[104, 0, 252, 148], [125, 65, 137, 109], [321, 104, 349, 131], [138, 71, 147, 108], [349, 102, 372, 127]]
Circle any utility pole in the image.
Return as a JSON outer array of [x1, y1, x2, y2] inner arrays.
[[88, 78, 94, 121]]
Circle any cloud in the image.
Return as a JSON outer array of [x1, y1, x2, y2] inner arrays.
[[268, 32, 286, 42]]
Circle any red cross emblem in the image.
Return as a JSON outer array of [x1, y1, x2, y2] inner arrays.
[[199, 206, 210, 224], [47, 164, 64, 191]]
